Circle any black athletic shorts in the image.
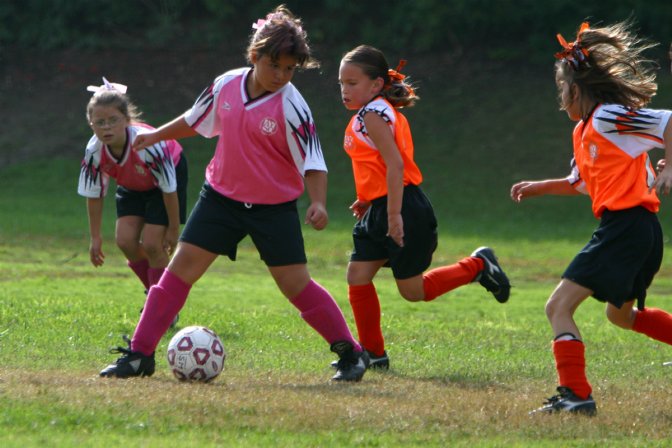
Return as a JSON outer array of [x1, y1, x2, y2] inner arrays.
[[350, 184, 438, 279], [179, 182, 307, 267], [563, 206, 662, 309], [115, 155, 188, 225]]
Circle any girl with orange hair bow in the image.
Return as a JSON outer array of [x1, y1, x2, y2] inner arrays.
[[335, 45, 511, 370], [512, 20, 672, 416]]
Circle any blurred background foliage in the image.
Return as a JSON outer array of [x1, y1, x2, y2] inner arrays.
[[2, 0, 671, 63]]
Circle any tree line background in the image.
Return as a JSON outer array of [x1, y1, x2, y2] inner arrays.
[[1, 0, 672, 170], [3, 0, 672, 63]]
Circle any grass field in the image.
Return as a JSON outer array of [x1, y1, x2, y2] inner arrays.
[[3, 60, 672, 446]]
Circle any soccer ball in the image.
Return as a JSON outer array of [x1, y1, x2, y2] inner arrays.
[[167, 326, 226, 382]]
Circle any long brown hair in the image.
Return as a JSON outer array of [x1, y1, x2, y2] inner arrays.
[[555, 20, 659, 110], [341, 45, 419, 108]]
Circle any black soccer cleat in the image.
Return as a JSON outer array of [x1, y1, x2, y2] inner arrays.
[[471, 246, 511, 303], [330, 341, 369, 382], [530, 386, 597, 416], [99, 335, 155, 378], [331, 350, 389, 370]]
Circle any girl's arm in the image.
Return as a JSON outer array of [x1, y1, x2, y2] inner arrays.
[[132, 117, 198, 151], [304, 170, 329, 231], [363, 112, 405, 247], [86, 197, 105, 267], [651, 117, 672, 195], [511, 178, 580, 203], [162, 191, 180, 255]]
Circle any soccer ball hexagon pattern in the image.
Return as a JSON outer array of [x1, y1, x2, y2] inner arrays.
[[167, 326, 225, 382]]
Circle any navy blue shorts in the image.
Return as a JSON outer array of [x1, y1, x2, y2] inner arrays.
[[115, 155, 188, 225], [350, 185, 438, 279], [563, 207, 662, 309], [179, 183, 307, 267]]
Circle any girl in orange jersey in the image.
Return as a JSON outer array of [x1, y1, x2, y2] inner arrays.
[[511, 21, 672, 416], [337, 45, 511, 370]]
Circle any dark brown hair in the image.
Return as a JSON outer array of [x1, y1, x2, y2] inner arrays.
[[246, 4, 319, 69], [341, 45, 419, 108]]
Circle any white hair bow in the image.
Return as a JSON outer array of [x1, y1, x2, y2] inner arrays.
[[86, 77, 128, 94]]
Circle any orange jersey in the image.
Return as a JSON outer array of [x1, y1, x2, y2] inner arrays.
[[567, 104, 671, 218], [344, 97, 423, 202]]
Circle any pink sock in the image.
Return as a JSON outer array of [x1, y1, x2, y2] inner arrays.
[[128, 259, 150, 290], [290, 280, 362, 351], [147, 267, 164, 287], [131, 270, 191, 355]]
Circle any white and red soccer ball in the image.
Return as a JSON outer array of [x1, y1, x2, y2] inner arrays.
[[167, 326, 225, 382]]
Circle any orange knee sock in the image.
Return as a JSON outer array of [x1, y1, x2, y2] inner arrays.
[[423, 257, 484, 301], [553, 339, 592, 399], [632, 307, 672, 345], [349, 283, 385, 357]]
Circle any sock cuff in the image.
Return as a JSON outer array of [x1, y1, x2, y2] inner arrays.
[[127, 258, 149, 269], [158, 269, 192, 297], [348, 283, 376, 302]]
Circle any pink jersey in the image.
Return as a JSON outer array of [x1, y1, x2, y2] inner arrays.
[[183, 67, 326, 204], [78, 123, 183, 198]]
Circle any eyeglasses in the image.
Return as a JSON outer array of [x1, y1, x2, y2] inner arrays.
[[91, 116, 124, 128]]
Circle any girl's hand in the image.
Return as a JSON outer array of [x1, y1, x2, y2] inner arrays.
[[163, 226, 179, 256], [349, 199, 371, 220], [387, 213, 404, 247], [657, 159, 666, 175], [652, 164, 672, 196], [511, 181, 537, 203], [305, 202, 328, 230], [89, 236, 105, 267], [132, 132, 159, 152]]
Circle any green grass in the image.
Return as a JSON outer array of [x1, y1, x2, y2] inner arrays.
[[3, 62, 672, 446]]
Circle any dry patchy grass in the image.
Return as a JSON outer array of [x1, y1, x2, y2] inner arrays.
[[3, 367, 672, 446]]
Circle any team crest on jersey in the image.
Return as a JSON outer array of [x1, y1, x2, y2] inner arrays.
[[222, 101, 231, 111], [344, 135, 354, 151], [135, 164, 146, 176], [260, 117, 278, 135], [589, 143, 598, 160]]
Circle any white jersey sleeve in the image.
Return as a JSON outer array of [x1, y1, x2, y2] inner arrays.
[[593, 105, 672, 158], [565, 157, 588, 194], [77, 135, 109, 198], [355, 98, 396, 148], [283, 84, 326, 175], [183, 69, 245, 138], [139, 141, 178, 193], [132, 127, 178, 193]]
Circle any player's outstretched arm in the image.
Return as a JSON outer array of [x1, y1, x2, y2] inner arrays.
[[132, 117, 198, 151], [651, 118, 672, 195], [511, 178, 579, 203]]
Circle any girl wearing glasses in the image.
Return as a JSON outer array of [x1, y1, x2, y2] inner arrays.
[[78, 79, 188, 319]]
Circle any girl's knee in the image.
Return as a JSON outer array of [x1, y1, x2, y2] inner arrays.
[[606, 305, 635, 329], [399, 290, 423, 302], [115, 235, 138, 254], [142, 239, 164, 260]]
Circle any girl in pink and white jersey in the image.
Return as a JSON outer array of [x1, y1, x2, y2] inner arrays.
[[99, 5, 368, 382], [79, 79, 188, 308]]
